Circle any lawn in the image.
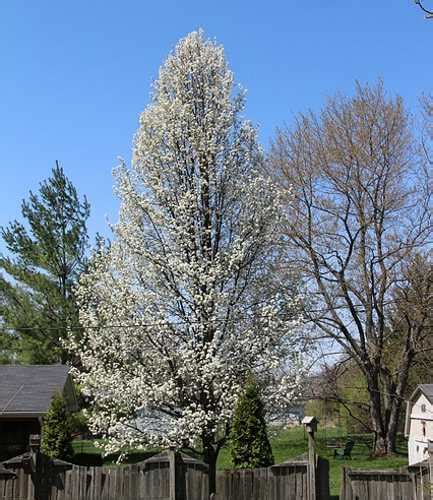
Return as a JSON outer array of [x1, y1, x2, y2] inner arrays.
[[217, 426, 408, 497], [70, 440, 158, 466], [71, 426, 408, 498]]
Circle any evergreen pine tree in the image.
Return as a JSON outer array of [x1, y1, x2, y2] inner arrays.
[[230, 378, 274, 469], [0, 163, 90, 364], [41, 392, 73, 460]]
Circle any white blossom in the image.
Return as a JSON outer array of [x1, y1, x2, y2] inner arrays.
[[70, 30, 309, 461]]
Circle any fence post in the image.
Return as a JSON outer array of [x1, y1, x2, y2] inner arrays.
[[428, 440, 433, 498], [29, 434, 41, 473], [340, 467, 346, 500], [169, 449, 177, 500], [23, 434, 41, 500], [302, 416, 318, 500]]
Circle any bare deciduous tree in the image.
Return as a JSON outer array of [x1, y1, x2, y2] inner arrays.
[[414, 0, 433, 19], [270, 82, 433, 455]]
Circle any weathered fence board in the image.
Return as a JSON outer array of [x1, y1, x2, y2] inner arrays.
[[0, 450, 208, 500], [0, 449, 329, 500], [340, 466, 431, 500], [213, 458, 328, 500]]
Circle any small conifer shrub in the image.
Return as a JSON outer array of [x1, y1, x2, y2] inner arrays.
[[41, 392, 72, 460], [230, 378, 274, 469]]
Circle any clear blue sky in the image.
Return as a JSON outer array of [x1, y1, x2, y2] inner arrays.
[[0, 1, 431, 247]]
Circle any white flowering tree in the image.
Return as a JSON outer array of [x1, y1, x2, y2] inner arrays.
[[72, 31, 307, 492]]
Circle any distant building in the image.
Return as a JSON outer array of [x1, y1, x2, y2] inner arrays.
[[0, 365, 77, 460], [405, 384, 433, 466], [269, 403, 305, 427], [286, 404, 305, 424]]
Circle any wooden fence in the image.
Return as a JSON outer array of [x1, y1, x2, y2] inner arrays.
[[215, 456, 329, 500], [340, 464, 432, 500], [0, 450, 209, 500], [0, 435, 329, 500]]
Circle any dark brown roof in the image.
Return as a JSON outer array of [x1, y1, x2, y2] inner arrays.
[[0, 365, 70, 416]]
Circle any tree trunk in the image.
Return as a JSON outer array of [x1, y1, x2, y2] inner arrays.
[[366, 370, 389, 455], [366, 359, 410, 456]]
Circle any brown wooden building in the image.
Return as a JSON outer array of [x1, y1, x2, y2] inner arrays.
[[0, 365, 77, 460]]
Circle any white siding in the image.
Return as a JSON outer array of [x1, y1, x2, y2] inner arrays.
[[411, 394, 433, 420], [408, 393, 433, 465]]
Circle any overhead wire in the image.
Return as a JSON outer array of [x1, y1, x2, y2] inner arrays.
[[2, 295, 433, 332]]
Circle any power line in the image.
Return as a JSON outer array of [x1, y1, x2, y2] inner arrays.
[[2, 294, 433, 333], [0, 311, 303, 333]]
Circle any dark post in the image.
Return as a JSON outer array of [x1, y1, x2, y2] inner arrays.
[[23, 434, 41, 474]]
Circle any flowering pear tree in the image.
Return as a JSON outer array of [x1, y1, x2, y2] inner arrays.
[[72, 31, 307, 492]]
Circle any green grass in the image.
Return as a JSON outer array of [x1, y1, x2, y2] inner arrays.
[[217, 426, 408, 497], [70, 440, 157, 466], [71, 426, 408, 498]]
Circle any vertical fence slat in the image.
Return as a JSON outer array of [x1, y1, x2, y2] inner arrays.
[[0, 451, 333, 500]]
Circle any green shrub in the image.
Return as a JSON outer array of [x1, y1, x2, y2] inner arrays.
[[68, 410, 89, 437], [41, 392, 73, 460], [230, 378, 274, 469]]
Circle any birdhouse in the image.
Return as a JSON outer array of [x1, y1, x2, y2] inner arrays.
[[29, 434, 41, 453], [302, 416, 318, 435]]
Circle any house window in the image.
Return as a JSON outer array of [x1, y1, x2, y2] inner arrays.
[[422, 404, 426, 413], [422, 422, 426, 437]]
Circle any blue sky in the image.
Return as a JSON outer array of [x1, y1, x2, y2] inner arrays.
[[0, 1, 431, 248]]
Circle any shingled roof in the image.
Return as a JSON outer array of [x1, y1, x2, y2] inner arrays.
[[0, 365, 70, 417], [416, 384, 433, 404]]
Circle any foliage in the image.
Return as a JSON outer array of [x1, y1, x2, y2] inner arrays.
[[387, 254, 433, 384], [0, 329, 17, 364], [304, 399, 339, 428], [0, 164, 90, 364], [306, 362, 371, 435], [230, 378, 274, 468], [68, 409, 89, 437], [41, 392, 73, 460], [71, 30, 309, 492], [337, 366, 370, 434]]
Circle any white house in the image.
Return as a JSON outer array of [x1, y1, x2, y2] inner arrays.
[[405, 384, 433, 465]]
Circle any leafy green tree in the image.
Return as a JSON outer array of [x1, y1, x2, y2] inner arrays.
[[41, 392, 73, 460], [230, 379, 274, 469], [0, 163, 90, 364]]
